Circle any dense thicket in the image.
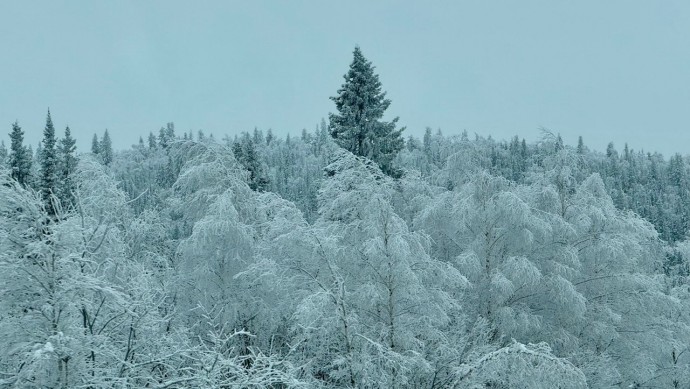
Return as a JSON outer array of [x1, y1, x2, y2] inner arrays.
[[2, 118, 689, 388]]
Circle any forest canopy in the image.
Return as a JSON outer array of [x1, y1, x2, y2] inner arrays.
[[1, 48, 689, 388]]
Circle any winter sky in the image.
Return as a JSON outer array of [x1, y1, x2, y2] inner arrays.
[[1, 1, 688, 155]]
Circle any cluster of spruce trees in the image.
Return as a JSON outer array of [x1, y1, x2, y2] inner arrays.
[[2, 112, 80, 216]]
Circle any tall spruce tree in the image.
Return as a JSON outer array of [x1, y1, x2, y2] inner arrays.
[[40, 110, 58, 216], [329, 46, 404, 176], [8, 121, 32, 186], [100, 129, 113, 165], [58, 126, 78, 208]]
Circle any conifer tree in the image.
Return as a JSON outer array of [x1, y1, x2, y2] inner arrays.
[[266, 128, 274, 146], [57, 126, 78, 208], [158, 122, 175, 149], [0, 141, 6, 168], [40, 110, 58, 216], [253, 127, 264, 144], [329, 46, 404, 176], [148, 131, 157, 149], [91, 133, 100, 154], [100, 129, 113, 165], [8, 121, 32, 186], [577, 136, 585, 154], [232, 133, 267, 191]]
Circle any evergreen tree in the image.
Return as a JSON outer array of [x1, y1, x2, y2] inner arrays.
[[100, 129, 113, 165], [423, 127, 432, 159], [300, 128, 311, 143], [158, 122, 175, 149], [232, 132, 267, 191], [313, 119, 329, 155], [158, 127, 168, 149], [253, 127, 264, 144], [266, 128, 274, 146], [40, 110, 58, 216], [57, 126, 78, 208], [0, 141, 6, 168], [148, 131, 157, 149], [606, 142, 618, 159], [8, 121, 32, 186], [329, 46, 404, 176], [166, 122, 175, 140], [91, 133, 100, 154]]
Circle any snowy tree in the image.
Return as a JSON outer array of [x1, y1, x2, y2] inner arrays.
[[57, 126, 78, 208], [90, 133, 100, 155], [314, 149, 467, 387], [456, 341, 587, 389], [8, 121, 32, 186], [147, 131, 157, 150], [158, 122, 176, 149], [99, 129, 113, 166], [563, 173, 681, 386], [0, 140, 7, 167], [40, 110, 58, 217], [232, 132, 268, 191], [0, 166, 134, 387]]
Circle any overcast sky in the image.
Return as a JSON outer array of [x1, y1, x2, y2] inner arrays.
[[1, 1, 688, 156]]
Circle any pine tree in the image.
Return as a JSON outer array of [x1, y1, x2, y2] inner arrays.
[[100, 129, 113, 165], [329, 46, 404, 176], [57, 126, 78, 208], [8, 122, 32, 186], [40, 110, 58, 216], [91, 133, 100, 154]]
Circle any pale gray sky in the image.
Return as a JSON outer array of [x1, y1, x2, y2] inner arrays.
[[1, 1, 689, 156]]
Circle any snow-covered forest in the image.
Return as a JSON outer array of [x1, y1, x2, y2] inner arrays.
[[2, 48, 690, 388]]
